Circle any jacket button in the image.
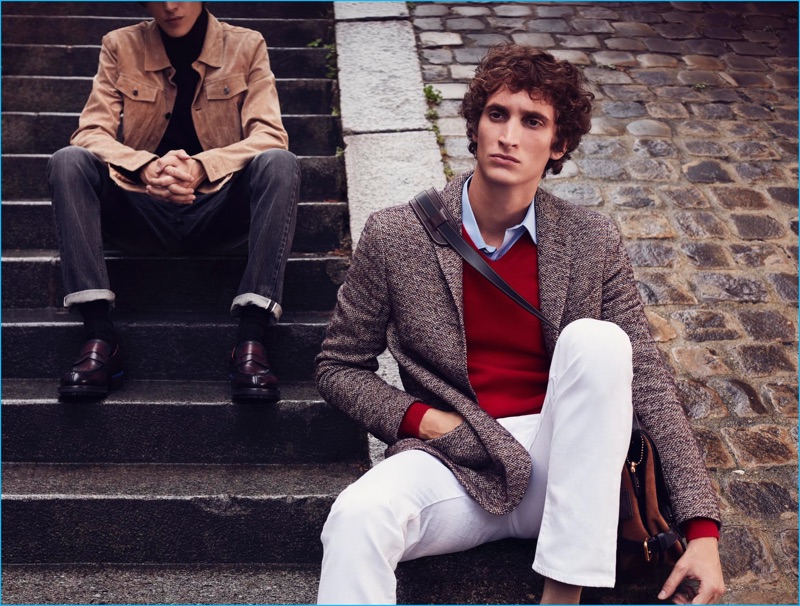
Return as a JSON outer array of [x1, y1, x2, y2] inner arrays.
[[133, 89, 138, 96], [223, 86, 230, 95], [164, 112, 171, 120]]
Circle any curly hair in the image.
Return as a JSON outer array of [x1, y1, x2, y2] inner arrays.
[[460, 44, 594, 176]]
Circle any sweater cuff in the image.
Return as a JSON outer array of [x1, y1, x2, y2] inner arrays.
[[682, 518, 720, 542], [398, 402, 433, 439]]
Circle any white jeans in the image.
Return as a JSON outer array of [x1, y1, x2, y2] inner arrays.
[[318, 319, 633, 604]]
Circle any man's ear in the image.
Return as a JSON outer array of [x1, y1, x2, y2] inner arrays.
[[549, 143, 567, 161]]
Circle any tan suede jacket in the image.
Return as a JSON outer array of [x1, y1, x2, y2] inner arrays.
[[70, 12, 288, 193]]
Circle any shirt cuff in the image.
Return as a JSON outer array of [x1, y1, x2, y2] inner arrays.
[[682, 518, 720, 542], [398, 402, 433, 439]]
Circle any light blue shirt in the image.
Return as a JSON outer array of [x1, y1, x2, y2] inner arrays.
[[461, 177, 538, 261]]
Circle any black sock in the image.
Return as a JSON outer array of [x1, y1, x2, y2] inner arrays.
[[236, 305, 272, 345], [76, 300, 116, 348]]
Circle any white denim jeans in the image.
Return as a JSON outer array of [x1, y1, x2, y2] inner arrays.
[[317, 319, 633, 604]]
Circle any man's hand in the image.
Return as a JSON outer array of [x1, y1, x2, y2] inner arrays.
[[658, 538, 725, 604], [140, 149, 207, 204], [418, 409, 465, 440]]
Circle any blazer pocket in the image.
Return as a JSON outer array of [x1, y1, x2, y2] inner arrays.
[[426, 422, 492, 470]]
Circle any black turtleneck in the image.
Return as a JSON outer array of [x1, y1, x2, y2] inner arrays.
[[155, 8, 209, 157]]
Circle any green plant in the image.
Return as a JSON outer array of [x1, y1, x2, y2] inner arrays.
[[424, 84, 443, 106], [425, 107, 439, 121], [692, 82, 708, 90], [306, 38, 322, 48]]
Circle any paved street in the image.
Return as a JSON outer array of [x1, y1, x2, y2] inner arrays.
[[410, 2, 798, 603]]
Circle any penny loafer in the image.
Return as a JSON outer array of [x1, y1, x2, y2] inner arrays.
[[59, 338, 124, 398], [230, 340, 281, 401]]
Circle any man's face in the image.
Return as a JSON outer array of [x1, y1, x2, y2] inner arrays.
[[147, 2, 204, 38], [472, 87, 565, 191]]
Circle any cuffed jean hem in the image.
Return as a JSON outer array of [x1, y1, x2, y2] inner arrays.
[[532, 562, 616, 589], [231, 293, 283, 321], [63, 289, 116, 309]]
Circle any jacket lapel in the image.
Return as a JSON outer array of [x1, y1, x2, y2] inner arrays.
[[535, 189, 572, 352], [432, 173, 470, 330]]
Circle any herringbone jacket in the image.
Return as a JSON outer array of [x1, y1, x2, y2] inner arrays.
[[316, 171, 720, 525]]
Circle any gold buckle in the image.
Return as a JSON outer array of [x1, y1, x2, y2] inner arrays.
[[643, 539, 652, 562]]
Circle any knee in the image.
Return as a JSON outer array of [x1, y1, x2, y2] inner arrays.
[[47, 146, 99, 185], [48, 146, 96, 173], [557, 319, 632, 378], [249, 149, 299, 176], [321, 484, 397, 546]]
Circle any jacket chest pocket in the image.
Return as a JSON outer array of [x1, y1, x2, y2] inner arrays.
[[116, 74, 161, 145], [201, 74, 247, 145]]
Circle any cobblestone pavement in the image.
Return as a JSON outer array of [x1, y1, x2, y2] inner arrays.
[[411, 2, 798, 603]]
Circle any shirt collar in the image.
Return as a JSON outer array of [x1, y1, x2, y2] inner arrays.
[[461, 176, 538, 254]]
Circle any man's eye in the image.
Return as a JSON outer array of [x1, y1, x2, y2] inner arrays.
[[527, 119, 542, 127], [488, 111, 504, 120]]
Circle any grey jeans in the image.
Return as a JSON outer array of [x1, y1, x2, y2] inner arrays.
[[47, 146, 300, 319]]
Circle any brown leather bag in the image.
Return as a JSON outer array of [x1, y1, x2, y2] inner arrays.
[[617, 420, 686, 583]]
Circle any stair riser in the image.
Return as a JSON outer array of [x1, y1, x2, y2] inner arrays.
[[2, 402, 366, 464], [2, 322, 326, 381], [1, 155, 346, 202], [2, 1, 332, 18], [1, 77, 333, 114], [1, 17, 333, 47], [2, 201, 348, 253], [2, 114, 342, 157], [2, 45, 330, 79], [3, 257, 349, 312], [2, 496, 330, 563]]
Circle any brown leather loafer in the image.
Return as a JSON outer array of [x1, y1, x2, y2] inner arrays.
[[230, 340, 281, 402], [59, 339, 124, 399]]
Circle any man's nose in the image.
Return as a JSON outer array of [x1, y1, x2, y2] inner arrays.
[[164, 2, 180, 13], [498, 121, 520, 147]]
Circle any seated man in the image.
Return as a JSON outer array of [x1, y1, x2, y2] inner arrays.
[[315, 45, 725, 604], [49, 2, 299, 401]]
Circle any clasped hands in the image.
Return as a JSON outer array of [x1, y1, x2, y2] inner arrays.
[[140, 149, 207, 204]]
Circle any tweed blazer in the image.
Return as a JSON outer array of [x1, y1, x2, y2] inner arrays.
[[316, 171, 720, 524]]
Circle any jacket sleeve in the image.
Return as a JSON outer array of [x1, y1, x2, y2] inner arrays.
[[600, 222, 720, 527], [70, 33, 158, 173], [316, 214, 419, 445], [193, 35, 288, 184]]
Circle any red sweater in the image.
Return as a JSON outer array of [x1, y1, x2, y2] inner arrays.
[[398, 230, 718, 541]]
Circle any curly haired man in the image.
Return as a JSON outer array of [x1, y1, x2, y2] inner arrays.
[[315, 45, 724, 604]]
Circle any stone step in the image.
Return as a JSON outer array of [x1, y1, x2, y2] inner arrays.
[[2, 200, 349, 253], [2, 113, 343, 157], [0, 547, 657, 603], [1, 154, 346, 202], [1, 563, 321, 604], [1, 1, 333, 19], [1, 76, 334, 114], [1, 461, 362, 564], [1, 309, 329, 382], [2, 251, 349, 312], [1, 16, 333, 47], [2, 44, 330, 79], [2, 379, 367, 465]]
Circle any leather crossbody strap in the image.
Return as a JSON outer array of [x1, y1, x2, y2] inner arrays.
[[410, 188, 560, 333]]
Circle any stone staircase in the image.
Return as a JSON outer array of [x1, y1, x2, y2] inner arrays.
[[1, 2, 365, 603]]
